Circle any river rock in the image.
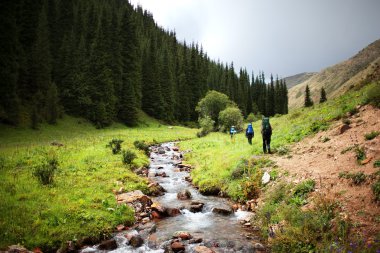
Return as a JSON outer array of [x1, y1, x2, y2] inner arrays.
[[173, 231, 192, 240], [199, 186, 220, 196], [189, 202, 204, 213], [177, 189, 192, 200], [171, 242, 185, 252], [98, 239, 117, 250], [8, 245, 31, 253], [148, 182, 166, 196], [254, 242, 266, 251], [212, 204, 233, 215], [189, 238, 203, 244], [193, 246, 215, 253], [116, 190, 152, 207], [129, 235, 144, 248], [158, 147, 166, 154], [166, 207, 181, 217], [172, 147, 179, 151]]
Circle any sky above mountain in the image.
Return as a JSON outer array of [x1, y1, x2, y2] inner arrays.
[[129, 0, 380, 78]]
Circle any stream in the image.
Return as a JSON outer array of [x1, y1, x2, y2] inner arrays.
[[82, 142, 259, 253]]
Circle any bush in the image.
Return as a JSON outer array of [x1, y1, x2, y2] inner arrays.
[[106, 139, 124, 154], [374, 160, 380, 168], [246, 113, 260, 123], [364, 131, 379, 140], [372, 180, 380, 201], [197, 116, 215, 137], [365, 82, 380, 108], [355, 146, 366, 162], [218, 106, 243, 132], [122, 149, 136, 167], [133, 140, 150, 156], [351, 172, 366, 185], [33, 155, 59, 185]]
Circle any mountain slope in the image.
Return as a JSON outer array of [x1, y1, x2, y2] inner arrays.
[[288, 39, 380, 108], [282, 72, 316, 89]]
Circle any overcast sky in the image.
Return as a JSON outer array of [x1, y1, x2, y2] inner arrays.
[[129, 0, 380, 78]]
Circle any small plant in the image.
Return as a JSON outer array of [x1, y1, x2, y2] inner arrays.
[[133, 140, 150, 156], [351, 172, 366, 185], [33, 155, 59, 185], [355, 146, 366, 163], [341, 144, 357, 154], [374, 160, 380, 168], [364, 131, 379, 140], [289, 179, 316, 206], [342, 117, 351, 125], [321, 136, 330, 143], [372, 180, 380, 201], [197, 116, 215, 137], [276, 146, 289, 156], [106, 139, 124, 154], [365, 82, 380, 108], [122, 149, 136, 167]]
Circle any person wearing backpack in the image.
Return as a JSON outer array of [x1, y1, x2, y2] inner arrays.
[[230, 125, 237, 141], [245, 123, 254, 145], [261, 117, 272, 153]]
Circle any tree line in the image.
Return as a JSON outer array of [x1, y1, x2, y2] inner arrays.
[[0, 0, 288, 128]]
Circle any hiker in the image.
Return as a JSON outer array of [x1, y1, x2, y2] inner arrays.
[[230, 125, 237, 140], [261, 117, 272, 153], [245, 123, 254, 145]]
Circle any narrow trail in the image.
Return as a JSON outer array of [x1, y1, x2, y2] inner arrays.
[[82, 143, 261, 253]]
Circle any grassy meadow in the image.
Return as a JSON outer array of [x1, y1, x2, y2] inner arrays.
[[180, 83, 374, 201], [0, 113, 196, 250]]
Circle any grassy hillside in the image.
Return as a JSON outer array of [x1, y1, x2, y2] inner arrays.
[[0, 113, 197, 250], [180, 83, 377, 200], [288, 39, 380, 109]]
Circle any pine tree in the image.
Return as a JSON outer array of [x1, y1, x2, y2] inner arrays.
[[320, 87, 327, 103], [304, 85, 314, 107]]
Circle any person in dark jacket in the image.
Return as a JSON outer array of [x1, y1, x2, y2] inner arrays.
[[245, 123, 254, 145], [261, 117, 272, 153]]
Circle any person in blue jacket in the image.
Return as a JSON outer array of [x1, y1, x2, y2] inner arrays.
[[245, 123, 254, 145], [230, 125, 237, 140]]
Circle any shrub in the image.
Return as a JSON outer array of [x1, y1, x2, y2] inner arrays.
[[121, 149, 136, 167], [372, 180, 380, 201], [276, 146, 290, 156], [33, 155, 59, 185], [106, 139, 124, 154], [355, 146, 366, 162], [351, 172, 366, 185], [365, 82, 380, 108], [246, 113, 260, 123], [133, 140, 150, 155], [197, 116, 215, 137], [218, 106, 243, 132], [364, 131, 379, 140], [321, 136, 330, 143], [374, 160, 380, 168]]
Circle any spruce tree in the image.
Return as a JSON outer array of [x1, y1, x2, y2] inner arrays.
[[320, 87, 327, 103], [304, 85, 314, 107]]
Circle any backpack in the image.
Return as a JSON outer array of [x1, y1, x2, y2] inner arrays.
[[262, 117, 271, 133], [247, 124, 253, 134]]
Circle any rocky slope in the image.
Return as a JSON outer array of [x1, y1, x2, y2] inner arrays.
[[272, 104, 380, 238], [288, 39, 380, 108], [282, 72, 316, 89]]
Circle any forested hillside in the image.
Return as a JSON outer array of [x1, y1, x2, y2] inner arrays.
[[0, 0, 288, 128]]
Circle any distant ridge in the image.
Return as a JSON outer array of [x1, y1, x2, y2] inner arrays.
[[282, 72, 316, 89], [288, 39, 380, 109]]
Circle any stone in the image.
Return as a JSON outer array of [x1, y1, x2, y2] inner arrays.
[[142, 217, 150, 224], [151, 202, 166, 213], [129, 235, 144, 248], [158, 147, 166, 154], [193, 246, 215, 253], [339, 124, 351, 134], [190, 203, 203, 213], [51, 141, 64, 147], [177, 189, 192, 200], [8, 245, 30, 253], [148, 182, 166, 197], [253, 243, 265, 251], [166, 207, 181, 217], [212, 204, 233, 215], [171, 242, 185, 252], [262, 171, 270, 185], [189, 238, 203, 244], [116, 190, 152, 207], [151, 210, 162, 219], [172, 147, 179, 151], [361, 156, 372, 165], [98, 239, 117, 250], [173, 231, 192, 240], [116, 224, 125, 231]]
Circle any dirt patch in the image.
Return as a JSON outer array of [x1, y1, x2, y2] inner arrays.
[[273, 105, 380, 238]]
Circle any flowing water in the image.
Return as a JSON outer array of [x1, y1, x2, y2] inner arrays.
[[82, 143, 257, 253]]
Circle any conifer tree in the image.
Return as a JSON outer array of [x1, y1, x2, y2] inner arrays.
[[320, 87, 327, 103], [304, 85, 314, 107]]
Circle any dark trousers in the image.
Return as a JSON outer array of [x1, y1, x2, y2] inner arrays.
[[246, 134, 253, 145], [263, 134, 271, 153]]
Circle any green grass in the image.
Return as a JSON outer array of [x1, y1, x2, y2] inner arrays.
[[180, 83, 375, 201], [0, 113, 196, 250], [364, 131, 379, 140]]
